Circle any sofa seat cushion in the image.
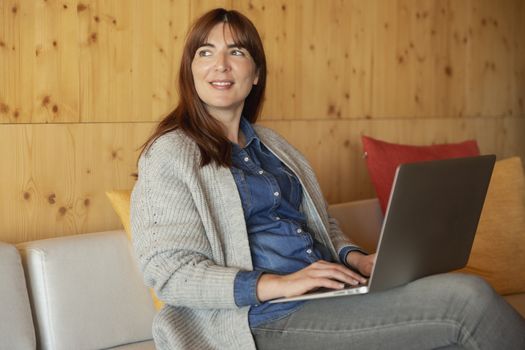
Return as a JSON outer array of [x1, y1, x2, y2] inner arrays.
[[0, 242, 36, 350], [17, 231, 155, 350]]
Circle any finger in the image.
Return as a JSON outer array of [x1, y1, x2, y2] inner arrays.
[[282, 273, 346, 296], [313, 260, 332, 265], [312, 262, 368, 284], [310, 277, 346, 290], [308, 267, 363, 286]]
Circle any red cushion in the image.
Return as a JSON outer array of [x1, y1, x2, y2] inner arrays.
[[362, 135, 480, 213]]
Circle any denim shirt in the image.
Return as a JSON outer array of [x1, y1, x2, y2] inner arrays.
[[231, 118, 359, 328]]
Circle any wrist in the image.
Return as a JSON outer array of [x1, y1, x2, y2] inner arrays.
[[345, 251, 365, 270], [256, 273, 283, 302]]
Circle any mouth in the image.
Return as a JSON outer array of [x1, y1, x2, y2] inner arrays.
[[209, 80, 234, 89]]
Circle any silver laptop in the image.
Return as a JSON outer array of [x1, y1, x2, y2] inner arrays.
[[270, 155, 496, 303]]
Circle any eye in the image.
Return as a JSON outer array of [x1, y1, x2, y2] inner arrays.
[[197, 49, 212, 57], [231, 48, 246, 56]]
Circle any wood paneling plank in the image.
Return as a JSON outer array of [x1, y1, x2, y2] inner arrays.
[[466, 0, 516, 117], [371, 0, 399, 118], [0, 122, 155, 243], [79, 0, 135, 122], [0, 0, 35, 123], [151, 0, 190, 120], [33, 0, 79, 123], [294, 0, 354, 119]]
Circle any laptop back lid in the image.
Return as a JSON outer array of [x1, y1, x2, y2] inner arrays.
[[368, 155, 496, 293]]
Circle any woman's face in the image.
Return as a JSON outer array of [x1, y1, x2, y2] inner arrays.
[[191, 22, 259, 119]]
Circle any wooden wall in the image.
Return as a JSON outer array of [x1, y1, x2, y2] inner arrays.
[[1, 0, 524, 243]]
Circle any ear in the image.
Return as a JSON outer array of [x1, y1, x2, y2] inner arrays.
[[253, 69, 260, 85]]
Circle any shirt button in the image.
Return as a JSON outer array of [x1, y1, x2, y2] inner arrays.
[[273, 192, 280, 197], [296, 228, 303, 234], [243, 157, 249, 162], [275, 216, 280, 221], [306, 249, 312, 254], [258, 170, 264, 175]]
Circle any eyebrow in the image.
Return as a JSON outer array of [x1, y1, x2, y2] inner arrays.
[[198, 43, 243, 49]]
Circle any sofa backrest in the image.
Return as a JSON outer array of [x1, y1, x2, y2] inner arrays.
[[328, 198, 383, 253], [0, 242, 36, 350], [17, 230, 155, 350]]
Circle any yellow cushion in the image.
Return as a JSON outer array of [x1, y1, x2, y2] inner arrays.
[[460, 157, 525, 295], [106, 190, 165, 310], [105, 190, 132, 240]]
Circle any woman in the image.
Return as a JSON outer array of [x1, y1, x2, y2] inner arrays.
[[130, 8, 525, 350]]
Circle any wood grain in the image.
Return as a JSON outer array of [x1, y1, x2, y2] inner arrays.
[[0, 0, 524, 243], [0, 122, 154, 243]]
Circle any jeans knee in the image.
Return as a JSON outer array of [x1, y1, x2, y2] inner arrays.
[[415, 273, 496, 313], [447, 273, 496, 308]]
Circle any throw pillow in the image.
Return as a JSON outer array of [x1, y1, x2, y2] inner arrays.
[[105, 190, 133, 240], [459, 157, 525, 295], [362, 135, 480, 213], [106, 190, 165, 310]]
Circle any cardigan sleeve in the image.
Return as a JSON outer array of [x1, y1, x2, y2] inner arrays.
[[130, 137, 242, 310], [327, 208, 365, 261]]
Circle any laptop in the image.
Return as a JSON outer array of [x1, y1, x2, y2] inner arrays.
[[270, 155, 496, 303]]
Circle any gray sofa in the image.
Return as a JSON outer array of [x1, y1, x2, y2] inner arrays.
[[1, 231, 156, 350], [1, 199, 523, 349]]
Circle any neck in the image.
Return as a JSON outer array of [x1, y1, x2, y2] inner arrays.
[[207, 105, 245, 146]]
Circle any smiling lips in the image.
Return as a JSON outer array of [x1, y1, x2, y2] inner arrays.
[[209, 80, 234, 89]]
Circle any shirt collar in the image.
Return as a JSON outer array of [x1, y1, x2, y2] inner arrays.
[[238, 117, 259, 149]]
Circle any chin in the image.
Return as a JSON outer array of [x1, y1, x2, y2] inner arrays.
[[205, 100, 243, 111]]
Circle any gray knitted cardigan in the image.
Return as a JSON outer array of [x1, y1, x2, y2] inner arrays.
[[130, 125, 355, 350]]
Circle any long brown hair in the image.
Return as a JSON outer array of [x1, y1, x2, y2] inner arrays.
[[136, 8, 267, 172]]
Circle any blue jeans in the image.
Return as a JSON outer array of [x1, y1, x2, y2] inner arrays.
[[252, 273, 525, 349]]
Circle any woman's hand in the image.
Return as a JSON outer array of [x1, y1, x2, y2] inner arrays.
[[256, 260, 367, 302], [346, 251, 376, 277]]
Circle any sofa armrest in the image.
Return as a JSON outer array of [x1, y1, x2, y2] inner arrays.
[[328, 198, 383, 253], [17, 230, 155, 350], [0, 242, 36, 350]]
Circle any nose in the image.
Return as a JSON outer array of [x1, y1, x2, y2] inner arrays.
[[214, 52, 231, 72]]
